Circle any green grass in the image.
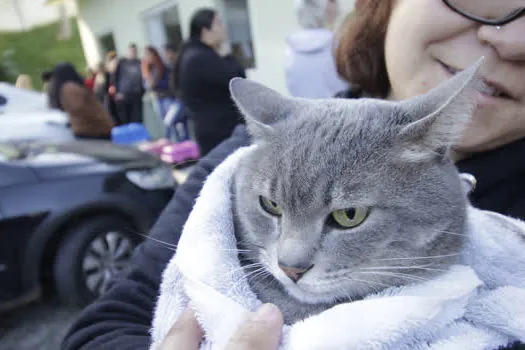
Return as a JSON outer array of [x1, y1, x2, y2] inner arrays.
[[0, 19, 86, 90]]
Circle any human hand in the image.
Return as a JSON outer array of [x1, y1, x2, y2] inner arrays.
[[159, 303, 283, 350], [115, 92, 124, 100]]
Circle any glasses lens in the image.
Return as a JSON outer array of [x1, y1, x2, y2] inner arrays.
[[446, 0, 524, 22]]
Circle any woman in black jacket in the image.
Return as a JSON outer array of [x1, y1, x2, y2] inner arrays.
[[174, 8, 246, 156], [63, 1, 525, 349]]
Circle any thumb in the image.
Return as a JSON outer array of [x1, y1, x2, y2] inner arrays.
[[225, 304, 284, 350]]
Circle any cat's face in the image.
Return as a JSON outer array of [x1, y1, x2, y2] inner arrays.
[[232, 61, 482, 305]]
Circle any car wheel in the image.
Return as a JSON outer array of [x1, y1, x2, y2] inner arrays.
[[53, 216, 140, 306]]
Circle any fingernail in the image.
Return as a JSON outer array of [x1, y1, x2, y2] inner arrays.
[[251, 303, 281, 323]]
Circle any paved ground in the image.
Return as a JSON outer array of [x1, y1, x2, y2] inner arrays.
[[0, 293, 82, 350]]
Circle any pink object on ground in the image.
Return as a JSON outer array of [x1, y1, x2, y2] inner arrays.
[[138, 139, 171, 156], [160, 140, 200, 164]]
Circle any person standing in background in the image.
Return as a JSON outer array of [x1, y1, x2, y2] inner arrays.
[[163, 43, 190, 141], [175, 8, 246, 156], [84, 68, 95, 92], [142, 46, 171, 118], [285, 0, 348, 98], [93, 63, 111, 108], [15, 74, 34, 90], [105, 51, 120, 123], [49, 63, 114, 139], [114, 43, 144, 125], [41, 71, 53, 107], [163, 43, 179, 97]]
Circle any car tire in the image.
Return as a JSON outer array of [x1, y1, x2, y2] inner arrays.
[[53, 215, 141, 306]]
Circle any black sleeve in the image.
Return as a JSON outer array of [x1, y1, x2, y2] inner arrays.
[[62, 126, 250, 350]]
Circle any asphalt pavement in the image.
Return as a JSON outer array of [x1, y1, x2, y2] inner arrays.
[[0, 293, 82, 350]]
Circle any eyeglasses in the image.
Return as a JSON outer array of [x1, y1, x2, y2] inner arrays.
[[443, 0, 525, 26]]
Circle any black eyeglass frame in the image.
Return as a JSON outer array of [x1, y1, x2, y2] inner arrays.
[[442, 0, 525, 26]]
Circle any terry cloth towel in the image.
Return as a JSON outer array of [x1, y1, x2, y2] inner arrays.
[[150, 146, 525, 350]]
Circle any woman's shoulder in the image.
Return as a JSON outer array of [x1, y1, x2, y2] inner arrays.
[[457, 138, 525, 218], [60, 82, 89, 106]]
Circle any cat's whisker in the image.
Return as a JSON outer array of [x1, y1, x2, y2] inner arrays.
[[227, 266, 267, 293], [231, 267, 270, 294], [345, 277, 391, 289], [242, 266, 268, 281], [375, 253, 459, 261], [357, 271, 430, 283], [337, 276, 385, 297], [223, 263, 265, 278], [218, 248, 253, 253], [335, 283, 353, 302], [134, 233, 179, 249], [361, 265, 446, 272], [433, 229, 469, 237], [249, 271, 275, 292]]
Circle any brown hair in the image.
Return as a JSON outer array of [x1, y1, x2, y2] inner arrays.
[[142, 46, 166, 83], [335, 0, 395, 98]]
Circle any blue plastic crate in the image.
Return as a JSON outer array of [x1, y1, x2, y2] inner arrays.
[[111, 123, 151, 145]]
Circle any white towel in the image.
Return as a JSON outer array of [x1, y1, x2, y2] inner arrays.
[[150, 146, 525, 350]]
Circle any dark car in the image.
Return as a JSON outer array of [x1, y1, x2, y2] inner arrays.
[[0, 140, 175, 312]]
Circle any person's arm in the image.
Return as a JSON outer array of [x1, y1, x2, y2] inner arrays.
[[113, 60, 122, 93], [62, 126, 250, 350]]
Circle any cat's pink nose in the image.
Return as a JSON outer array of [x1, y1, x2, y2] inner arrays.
[[278, 263, 313, 282]]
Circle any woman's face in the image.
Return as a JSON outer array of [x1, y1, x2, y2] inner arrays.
[[209, 15, 227, 47], [384, 0, 525, 153], [144, 50, 154, 62]]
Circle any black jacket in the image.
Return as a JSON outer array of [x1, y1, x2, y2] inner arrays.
[[63, 130, 525, 350], [63, 125, 251, 349], [114, 58, 143, 97], [456, 138, 525, 219], [177, 39, 246, 156]]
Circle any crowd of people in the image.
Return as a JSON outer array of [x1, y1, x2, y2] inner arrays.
[[15, 0, 350, 156], [29, 7, 250, 157]]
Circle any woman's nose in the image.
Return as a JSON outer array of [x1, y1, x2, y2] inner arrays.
[[477, 19, 525, 61]]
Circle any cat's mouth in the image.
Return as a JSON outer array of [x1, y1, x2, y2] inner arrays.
[[266, 262, 348, 304]]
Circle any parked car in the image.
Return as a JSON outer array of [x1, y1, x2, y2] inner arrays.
[[0, 139, 176, 312], [0, 82, 74, 142]]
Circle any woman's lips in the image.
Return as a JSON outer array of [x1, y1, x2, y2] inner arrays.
[[437, 60, 514, 100]]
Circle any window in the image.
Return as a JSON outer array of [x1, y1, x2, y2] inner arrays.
[[161, 5, 183, 48], [143, 3, 183, 54], [99, 33, 116, 54], [220, 0, 256, 69]]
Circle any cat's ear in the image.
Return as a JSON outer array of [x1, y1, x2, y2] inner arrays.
[[230, 78, 294, 142], [396, 58, 483, 162]]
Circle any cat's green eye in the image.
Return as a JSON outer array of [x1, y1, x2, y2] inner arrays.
[[330, 207, 368, 228], [259, 196, 282, 217]]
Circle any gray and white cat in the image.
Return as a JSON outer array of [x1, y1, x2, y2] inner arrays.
[[231, 62, 482, 324]]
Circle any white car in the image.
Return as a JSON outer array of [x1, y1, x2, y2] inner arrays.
[[0, 82, 74, 142]]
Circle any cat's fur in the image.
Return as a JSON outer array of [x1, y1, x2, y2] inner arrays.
[[231, 61, 482, 324]]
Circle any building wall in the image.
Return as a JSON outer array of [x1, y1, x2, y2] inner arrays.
[[0, 0, 77, 32], [77, 0, 355, 94]]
